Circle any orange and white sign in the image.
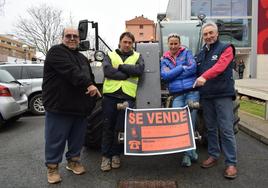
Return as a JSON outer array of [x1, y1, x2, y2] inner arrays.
[[124, 106, 196, 156]]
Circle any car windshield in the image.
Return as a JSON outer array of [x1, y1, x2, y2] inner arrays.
[[0, 69, 16, 83]]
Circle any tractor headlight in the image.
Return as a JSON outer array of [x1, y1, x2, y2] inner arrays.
[[94, 51, 105, 62]]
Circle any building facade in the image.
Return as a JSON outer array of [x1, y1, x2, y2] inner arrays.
[[125, 15, 156, 42], [165, 0, 268, 79], [0, 34, 36, 63]]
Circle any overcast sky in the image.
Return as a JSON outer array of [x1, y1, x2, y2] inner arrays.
[[0, 0, 169, 49]]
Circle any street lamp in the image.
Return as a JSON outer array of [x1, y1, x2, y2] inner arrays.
[[22, 44, 28, 63]]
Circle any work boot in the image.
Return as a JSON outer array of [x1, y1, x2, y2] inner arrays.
[[101, 156, 111, 172], [111, 155, 121, 169], [66, 157, 86, 175], [224, 165, 238, 179], [47, 164, 61, 184], [201, 156, 218, 168]]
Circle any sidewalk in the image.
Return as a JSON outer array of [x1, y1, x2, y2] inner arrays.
[[235, 78, 268, 144], [239, 110, 268, 145], [235, 79, 268, 120]]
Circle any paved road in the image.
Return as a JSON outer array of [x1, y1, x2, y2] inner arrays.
[[0, 116, 268, 188]]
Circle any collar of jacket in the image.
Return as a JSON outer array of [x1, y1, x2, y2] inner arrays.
[[61, 43, 79, 52], [204, 40, 220, 51], [116, 49, 134, 56], [163, 46, 185, 66]]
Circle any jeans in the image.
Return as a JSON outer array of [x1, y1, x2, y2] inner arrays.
[[172, 91, 199, 157], [45, 111, 87, 165], [201, 97, 237, 166], [101, 96, 135, 158]]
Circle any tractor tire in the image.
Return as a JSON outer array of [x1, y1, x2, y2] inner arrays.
[[195, 110, 207, 146], [84, 98, 103, 149], [29, 94, 45, 115], [233, 99, 240, 134]]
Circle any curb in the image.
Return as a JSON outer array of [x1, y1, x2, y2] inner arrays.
[[239, 120, 268, 145]]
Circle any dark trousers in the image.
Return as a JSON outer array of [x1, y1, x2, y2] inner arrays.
[[101, 96, 135, 158], [238, 72, 244, 79], [201, 97, 237, 166], [45, 111, 87, 165]]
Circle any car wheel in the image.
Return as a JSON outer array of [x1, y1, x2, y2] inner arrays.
[[0, 114, 4, 128], [29, 94, 45, 115]]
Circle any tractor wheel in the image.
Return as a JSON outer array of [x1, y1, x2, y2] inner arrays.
[[195, 110, 207, 146], [84, 98, 103, 149], [233, 99, 240, 134]]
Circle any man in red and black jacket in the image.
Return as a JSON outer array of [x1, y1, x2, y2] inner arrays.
[[194, 21, 238, 179]]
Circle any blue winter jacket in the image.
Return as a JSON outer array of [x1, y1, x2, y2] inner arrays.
[[160, 47, 197, 94]]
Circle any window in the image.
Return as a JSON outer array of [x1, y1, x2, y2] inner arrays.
[[214, 18, 251, 47], [139, 25, 144, 29], [139, 32, 144, 36], [25, 66, 44, 78], [0, 70, 15, 82], [190, 0, 252, 48], [0, 66, 22, 79], [212, 0, 231, 17], [191, 0, 252, 17], [191, 0, 211, 17], [231, 0, 252, 16]]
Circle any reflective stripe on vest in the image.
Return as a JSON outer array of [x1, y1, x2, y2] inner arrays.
[[103, 51, 140, 98]]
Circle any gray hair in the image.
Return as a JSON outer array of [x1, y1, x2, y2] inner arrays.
[[202, 21, 218, 33]]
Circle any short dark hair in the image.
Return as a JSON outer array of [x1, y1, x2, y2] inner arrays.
[[119, 32, 135, 43], [167, 33, 181, 42]]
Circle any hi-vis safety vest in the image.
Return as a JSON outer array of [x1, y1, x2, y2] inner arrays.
[[103, 51, 140, 98]]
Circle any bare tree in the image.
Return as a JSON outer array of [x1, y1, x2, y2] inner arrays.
[[15, 4, 64, 55], [0, 0, 6, 13]]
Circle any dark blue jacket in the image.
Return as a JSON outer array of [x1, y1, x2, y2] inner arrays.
[[196, 40, 235, 99], [160, 47, 197, 94]]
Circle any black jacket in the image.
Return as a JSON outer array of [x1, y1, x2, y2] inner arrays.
[[103, 49, 144, 100], [42, 44, 96, 116]]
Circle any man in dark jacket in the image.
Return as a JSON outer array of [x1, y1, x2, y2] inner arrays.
[[193, 21, 238, 179], [42, 27, 100, 184], [100, 32, 144, 172]]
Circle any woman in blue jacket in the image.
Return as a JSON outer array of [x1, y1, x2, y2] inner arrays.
[[160, 33, 199, 167]]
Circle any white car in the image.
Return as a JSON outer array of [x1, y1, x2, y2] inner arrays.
[[0, 64, 44, 115], [0, 69, 28, 127]]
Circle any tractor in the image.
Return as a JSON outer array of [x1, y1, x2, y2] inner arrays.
[[77, 15, 240, 149]]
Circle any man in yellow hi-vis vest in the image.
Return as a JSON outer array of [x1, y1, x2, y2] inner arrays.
[[101, 32, 144, 172]]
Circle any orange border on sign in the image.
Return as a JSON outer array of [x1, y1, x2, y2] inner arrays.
[[141, 134, 191, 151], [141, 123, 189, 138]]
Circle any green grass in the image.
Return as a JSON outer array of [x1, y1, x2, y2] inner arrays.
[[240, 100, 265, 118]]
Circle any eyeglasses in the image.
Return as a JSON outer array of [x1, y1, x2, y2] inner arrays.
[[64, 34, 79, 40]]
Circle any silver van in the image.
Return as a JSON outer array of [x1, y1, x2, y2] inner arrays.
[[0, 64, 44, 115]]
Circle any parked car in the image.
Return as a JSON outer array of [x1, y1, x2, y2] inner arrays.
[[0, 69, 28, 127], [0, 64, 44, 115]]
